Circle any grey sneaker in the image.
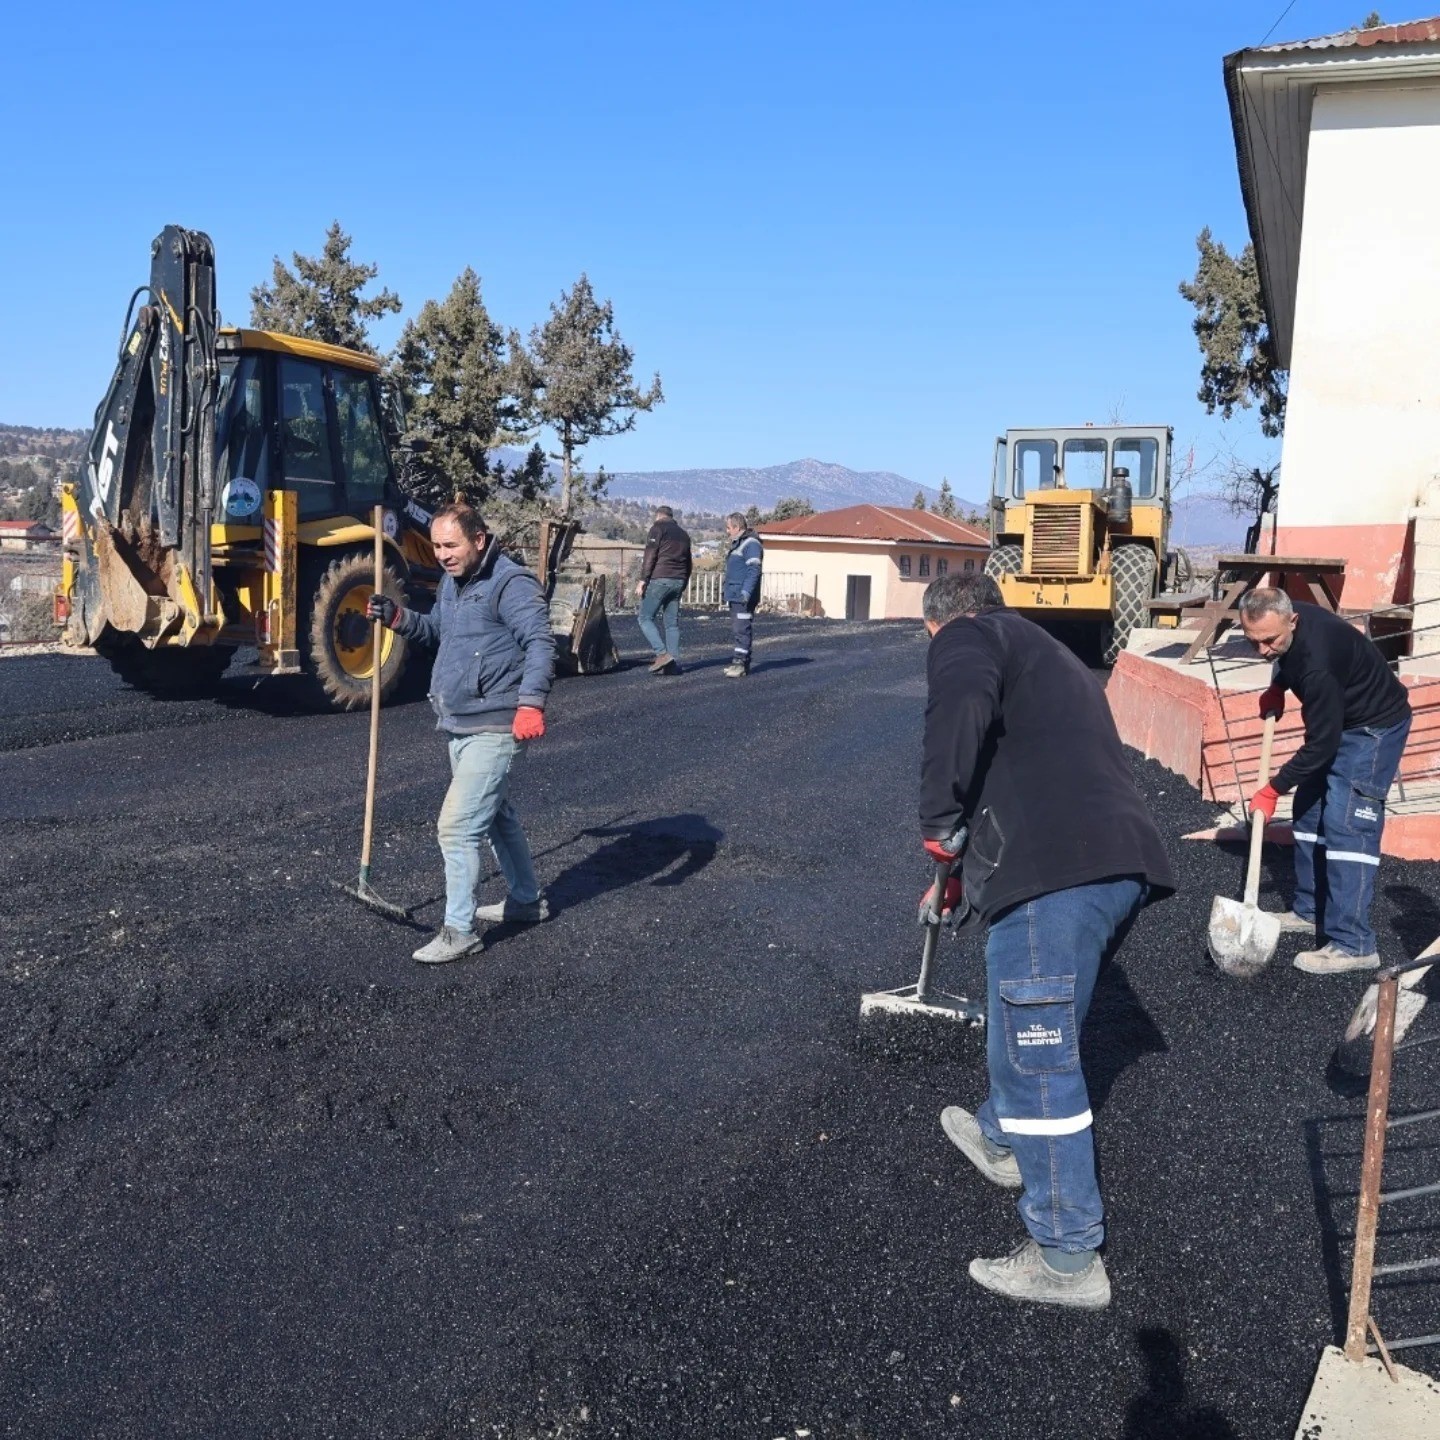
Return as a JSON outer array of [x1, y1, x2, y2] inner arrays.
[[1271, 909, 1316, 935], [940, 1106, 1022, 1189], [968, 1240, 1111, 1310], [648, 653, 675, 673], [474, 895, 550, 925], [1295, 942, 1380, 975], [723, 661, 748, 678], [412, 926, 483, 964]]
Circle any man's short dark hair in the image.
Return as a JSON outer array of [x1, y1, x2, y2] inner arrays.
[[655, 505, 674, 519], [923, 572, 1003, 626], [431, 502, 487, 541], [726, 511, 747, 529]]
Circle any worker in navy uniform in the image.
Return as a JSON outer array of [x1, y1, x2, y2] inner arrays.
[[1240, 587, 1412, 975], [919, 572, 1174, 1309]]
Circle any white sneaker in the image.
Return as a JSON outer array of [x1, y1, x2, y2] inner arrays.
[[969, 1240, 1111, 1310], [474, 895, 550, 925], [940, 1106, 1022, 1189], [1271, 909, 1316, 935], [1294, 941, 1380, 976], [412, 926, 483, 964]]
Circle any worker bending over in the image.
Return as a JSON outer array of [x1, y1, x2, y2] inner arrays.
[[919, 573, 1174, 1309]]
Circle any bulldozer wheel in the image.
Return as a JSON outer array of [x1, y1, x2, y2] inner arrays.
[[985, 542, 1023, 579], [1102, 544, 1158, 665], [303, 549, 410, 712], [95, 631, 236, 697]]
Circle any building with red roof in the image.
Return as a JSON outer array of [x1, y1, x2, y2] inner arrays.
[[758, 504, 989, 620]]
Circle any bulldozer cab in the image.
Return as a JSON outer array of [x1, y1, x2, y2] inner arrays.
[[213, 332, 401, 527], [986, 425, 1173, 663]]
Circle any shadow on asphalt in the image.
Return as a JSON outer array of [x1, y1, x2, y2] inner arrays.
[[1121, 1327, 1240, 1438], [1084, 960, 1169, 1115], [546, 813, 722, 912], [1304, 1114, 1352, 1342]]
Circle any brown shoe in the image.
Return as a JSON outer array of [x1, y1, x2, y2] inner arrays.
[[648, 653, 675, 673]]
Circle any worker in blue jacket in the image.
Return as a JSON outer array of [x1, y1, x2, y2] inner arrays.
[[722, 512, 764, 677], [368, 503, 555, 964]]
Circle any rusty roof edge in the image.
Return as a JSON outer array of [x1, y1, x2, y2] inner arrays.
[[1251, 18, 1440, 54]]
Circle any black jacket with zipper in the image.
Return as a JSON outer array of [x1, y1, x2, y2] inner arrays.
[[920, 607, 1175, 923]]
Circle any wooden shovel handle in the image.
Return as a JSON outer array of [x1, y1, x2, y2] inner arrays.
[[1243, 712, 1278, 907]]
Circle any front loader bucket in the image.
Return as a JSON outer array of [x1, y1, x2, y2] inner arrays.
[[550, 570, 619, 675]]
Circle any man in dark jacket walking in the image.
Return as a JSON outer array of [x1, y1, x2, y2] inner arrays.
[[919, 573, 1174, 1310], [722, 512, 763, 678], [368, 503, 556, 964], [634, 506, 692, 673], [1241, 588, 1412, 974]]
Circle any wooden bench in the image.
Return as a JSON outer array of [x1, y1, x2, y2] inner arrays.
[[1182, 555, 1347, 663], [1147, 590, 1212, 628]]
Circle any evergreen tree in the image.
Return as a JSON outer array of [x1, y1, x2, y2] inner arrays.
[[524, 275, 663, 515], [1362, 12, 1383, 27], [25, 478, 60, 527], [743, 504, 762, 529], [1178, 228, 1287, 438], [912, 489, 927, 511], [768, 496, 814, 521], [250, 222, 401, 355], [935, 478, 958, 519], [389, 267, 545, 511]]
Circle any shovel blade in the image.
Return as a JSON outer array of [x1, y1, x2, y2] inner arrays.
[[1208, 895, 1281, 978]]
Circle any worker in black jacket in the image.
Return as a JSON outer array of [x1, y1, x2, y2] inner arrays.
[[919, 573, 1174, 1310], [634, 506, 692, 674], [1241, 589, 1412, 975]]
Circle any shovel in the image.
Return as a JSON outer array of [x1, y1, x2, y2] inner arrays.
[[334, 505, 411, 923], [1208, 711, 1280, 977]]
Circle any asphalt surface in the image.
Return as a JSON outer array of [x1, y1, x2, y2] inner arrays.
[[2, 614, 1438, 1439]]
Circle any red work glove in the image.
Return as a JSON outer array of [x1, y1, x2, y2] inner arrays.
[[923, 837, 957, 864], [919, 877, 965, 921], [1249, 785, 1279, 823], [512, 706, 545, 741], [1258, 684, 1286, 720]]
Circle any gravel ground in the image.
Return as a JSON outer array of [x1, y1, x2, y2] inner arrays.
[[1, 613, 1437, 1439]]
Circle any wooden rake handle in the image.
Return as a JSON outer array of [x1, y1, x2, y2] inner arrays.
[[360, 505, 385, 875]]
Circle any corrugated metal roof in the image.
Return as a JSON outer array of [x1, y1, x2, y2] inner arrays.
[[1254, 17, 1440, 53], [759, 504, 989, 546]]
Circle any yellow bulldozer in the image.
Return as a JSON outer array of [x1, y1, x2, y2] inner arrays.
[[58, 226, 616, 708], [984, 424, 1186, 664]]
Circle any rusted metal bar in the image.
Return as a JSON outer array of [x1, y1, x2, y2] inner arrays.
[[1369, 1317, 1399, 1382], [1345, 974, 1398, 1363]]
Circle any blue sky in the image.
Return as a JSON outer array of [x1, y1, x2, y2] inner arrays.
[[0, 1, 1378, 498]]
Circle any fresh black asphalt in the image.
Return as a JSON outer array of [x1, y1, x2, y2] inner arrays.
[[2, 614, 1438, 1439]]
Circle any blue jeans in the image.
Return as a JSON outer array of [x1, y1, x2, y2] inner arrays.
[[1291, 713, 1410, 956], [638, 577, 685, 660], [977, 876, 1146, 1254], [438, 732, 541, 932], [729, 601, 754, 666]]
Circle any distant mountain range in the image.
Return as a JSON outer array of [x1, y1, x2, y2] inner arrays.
[[596, 458, 955, 516]]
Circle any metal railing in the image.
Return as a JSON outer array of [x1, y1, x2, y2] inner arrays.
[[682, 570, 807, 612], [1345, 945, 1440, 1367]]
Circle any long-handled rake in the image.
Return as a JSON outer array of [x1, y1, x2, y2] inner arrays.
[[335, 505, 410, 922]]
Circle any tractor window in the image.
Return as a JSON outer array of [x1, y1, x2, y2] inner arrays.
[[1113, 437, 1159, 498], [214, 354, 270, 521], [279, 358, 337, 518], [332, 370, 391, 507], [1062, 438, 1107, 489], [1012, 439, 1057, 497]]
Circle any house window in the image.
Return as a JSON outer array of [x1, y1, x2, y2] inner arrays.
[[898, 554, 911, 577], [964, 558, 975, 572], [919, 555, 931, 578], [936, 558, 948, 577]]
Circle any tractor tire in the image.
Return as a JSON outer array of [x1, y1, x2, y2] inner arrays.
[[95, 630, 235, 697], [985, 542, 1023, 579], [1101, 544, 1158, 665], [302, 549, 411, 712]]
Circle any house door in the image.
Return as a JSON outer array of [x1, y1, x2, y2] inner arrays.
[[845, 574, 871, 621]]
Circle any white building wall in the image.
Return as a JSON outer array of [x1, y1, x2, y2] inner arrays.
[[1279, 82, 1440, 603]]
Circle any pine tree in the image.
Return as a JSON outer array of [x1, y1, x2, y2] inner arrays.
[[1178, 228, 1287, 437], [250, 222, 401, 355], [768, 496, 814, 521], [389, 268, 544, 511], [935, 478, 958, 519], [912, 489, 927, 511], [743, 504, 762, 528], [524, 275, 663, 515]]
